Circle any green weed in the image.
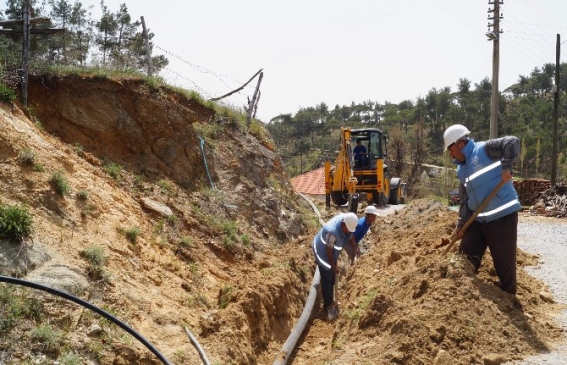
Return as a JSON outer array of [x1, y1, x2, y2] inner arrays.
[[157, 179, 174, 194], [0, 82, 16, 104], [50, 170, 70, 195], [31, 322, 63, 351], [0, 285, 43, 334], [58, 351, 82, 365], [0, 203, 33, 243], [80, 245, 106, 267], [76, 189, 89, 200], [103, 162, 123, 180], [122, 226, 140, 244], [18, 148, 36, 165], [218, 285, 235, 309]]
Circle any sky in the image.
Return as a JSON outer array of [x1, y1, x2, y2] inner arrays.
[[74, 0, 567, 122]]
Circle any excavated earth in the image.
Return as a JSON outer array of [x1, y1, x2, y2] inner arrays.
[[0, 74, 566, 365], [289, 201, 567, 365]]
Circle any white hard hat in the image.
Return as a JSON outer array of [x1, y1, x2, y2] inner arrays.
[[342, 213, 358, 232], [443, 124, 470, 149], [364, 205, 380, 216]]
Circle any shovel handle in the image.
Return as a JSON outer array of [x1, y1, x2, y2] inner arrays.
[[443, 179, 506, 255]]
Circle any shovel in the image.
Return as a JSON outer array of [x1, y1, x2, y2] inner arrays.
[[442, 179, 505, 255]]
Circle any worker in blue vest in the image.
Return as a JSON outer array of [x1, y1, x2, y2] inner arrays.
[[443, 124, 521, 295], [312, 212, 358, 320], [343, 205, 380, 264]]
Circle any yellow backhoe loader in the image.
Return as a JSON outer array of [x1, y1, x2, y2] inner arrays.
[[325, 127, 406, 211]]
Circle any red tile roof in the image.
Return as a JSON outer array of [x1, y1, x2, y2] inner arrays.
[[290, 167, 325, 195]]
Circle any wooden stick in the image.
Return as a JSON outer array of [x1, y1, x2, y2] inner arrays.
[[443, 180, 506, 255]]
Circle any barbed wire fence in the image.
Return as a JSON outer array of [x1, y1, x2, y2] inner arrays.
[[151, 43, 263, 120]]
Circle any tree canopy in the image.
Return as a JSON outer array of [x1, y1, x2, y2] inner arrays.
[[266, 63, 567, 183], [0, 0, 168, 73]]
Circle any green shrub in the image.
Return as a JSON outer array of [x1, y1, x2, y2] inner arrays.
[[180, 236, 193, 247], [157, 179, 173, 194], [0, 204, 33, 242], [241, 234, 251, 246], [218, 285, 235, 309], [124, 227, 140, 244], [103, 163, 123, 180], [31, 323, 62, 350], [0, 284, 43, 334], [76, 189, 89, 200], [73, 142, 84, 156], [50, 170, 70, 195], [80, 245, 106, 267], [58, 351, 81, 365], [0, 82, 16, 104], [18, 148, 36, 165]]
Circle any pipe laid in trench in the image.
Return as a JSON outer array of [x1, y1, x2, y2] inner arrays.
[[273, 192, 327, 365]]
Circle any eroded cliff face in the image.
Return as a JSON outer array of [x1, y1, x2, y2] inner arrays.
[[1, 74, 313, 364], [27, 74, 300, 241], [27, 75, 213, 190]]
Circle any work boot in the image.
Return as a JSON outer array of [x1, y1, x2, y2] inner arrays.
[[326, 303, 338, 321]]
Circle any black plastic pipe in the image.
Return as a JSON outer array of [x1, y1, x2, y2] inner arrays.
[[0, 275, 172, 365], [273, 192, 326, 365]]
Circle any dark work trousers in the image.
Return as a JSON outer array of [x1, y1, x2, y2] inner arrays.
[[318, 263, 335, 308], [459, 212, 518, 295]]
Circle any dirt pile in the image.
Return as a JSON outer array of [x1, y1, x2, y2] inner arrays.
[[291, 201, 566, 365]]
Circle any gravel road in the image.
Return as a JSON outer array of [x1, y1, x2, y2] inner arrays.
[[507, 215, 567, 364]]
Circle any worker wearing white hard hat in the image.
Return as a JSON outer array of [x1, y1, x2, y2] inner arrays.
[[312, 212, 357, 320], [443, 124, 521, 295], [344, 205, 381, 264]]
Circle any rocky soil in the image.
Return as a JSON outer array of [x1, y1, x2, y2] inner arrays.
[[288, 201, 566, 365]]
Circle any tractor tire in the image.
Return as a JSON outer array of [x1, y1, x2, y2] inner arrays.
[[348, 193, 359, 213], [389, 185, 401, 205], [331, 191, 348, 206]]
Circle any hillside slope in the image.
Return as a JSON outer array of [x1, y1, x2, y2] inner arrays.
[[0, 74, 316, 364]]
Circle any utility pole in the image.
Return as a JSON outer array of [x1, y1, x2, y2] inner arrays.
[[487, 0, 503, 139], [0, 4, 64, 106], [551, 34, 561, 186], [21, 0, 30, 106]]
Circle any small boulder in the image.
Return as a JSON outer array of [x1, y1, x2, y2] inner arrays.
[[140, 197, 173, 217]]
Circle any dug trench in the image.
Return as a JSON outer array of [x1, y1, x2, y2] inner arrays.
[[0, 73, 563, 364]]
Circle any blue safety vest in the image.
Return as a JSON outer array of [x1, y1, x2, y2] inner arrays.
[[456, 140, 521, 223], [312, 214, 351, 270]]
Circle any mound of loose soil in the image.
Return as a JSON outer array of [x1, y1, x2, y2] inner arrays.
[[291, 200, 565, 365]]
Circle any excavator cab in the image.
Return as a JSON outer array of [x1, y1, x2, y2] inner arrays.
[[350, 130, 384, 169], [325, 127, 405, 211]]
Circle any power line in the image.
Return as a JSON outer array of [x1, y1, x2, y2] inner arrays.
[[162, 67, 210, 98], [155, 44, 259, 94], [264, 0, 428, 69], [502, 16, 551, 60], [503, 37, 546, 69], [505, 19, 567, 30], [262, 0, 399, 67], [155, 44, 232, 89]]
